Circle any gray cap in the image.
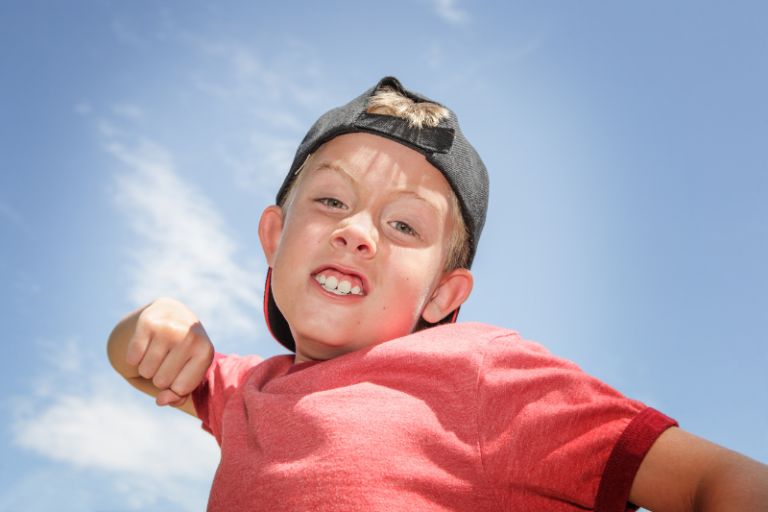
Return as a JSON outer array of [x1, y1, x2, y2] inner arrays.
[[266, 76, 489, 352]]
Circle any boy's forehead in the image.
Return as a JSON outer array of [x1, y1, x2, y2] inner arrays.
[[305, 133, 453, 203]]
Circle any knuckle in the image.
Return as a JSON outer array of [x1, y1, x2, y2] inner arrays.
[[153, 375, 169, 390], [164, 324, 189, 345], [142, 317, 160, 333], [171, 380, 191, 396], [190, 330, 213, 352], [188, 335, 206, 352]]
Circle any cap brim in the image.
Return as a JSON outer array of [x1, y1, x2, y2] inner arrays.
[[264, 268, 296, 352]]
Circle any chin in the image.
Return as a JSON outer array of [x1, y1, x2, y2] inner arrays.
[[293, 323, 360, 349], [290, 310, 421, 352]]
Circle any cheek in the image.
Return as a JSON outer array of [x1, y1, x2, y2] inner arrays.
[[276, 214, 327, 262], [270, 217, 326, 305], [385, 249, 444, 307]]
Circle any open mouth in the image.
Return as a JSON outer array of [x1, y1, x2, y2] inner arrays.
[[313, 268, 365, 296]]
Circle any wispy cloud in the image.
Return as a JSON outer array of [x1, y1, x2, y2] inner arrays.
[[97, 33, 329, 341], [7, 136, 257, 509], [168, 37, 331, 198], [7, 30, 328, 511], [188, 39, 329, 108], [113, 103, 145, 119], [14, 391, 219, 482], [219, 133, 299, 194], [427, 0, 468, 25], [74, 101, 92, 115], [10, 339, 218, 510], [108, 138, 264, 343]]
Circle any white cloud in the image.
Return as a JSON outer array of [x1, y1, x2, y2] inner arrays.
[[182, 36, 334, 111], [220, 133, 300, 194], [108, 138, 264, 342], [7, 140, 250, 503], [6, 28, 329, 512], [113, 103, 145, 119], [428, 0, 468, 25], [37, 337, 82, 373], [74, 101, 92, 115], [6, 33, 326, 509], [14, 393, 219, 482], [10, 340, 219, 511], [171, 37, 332, 198], [190, 41, 290, 103], [98, 119, 121, 137]]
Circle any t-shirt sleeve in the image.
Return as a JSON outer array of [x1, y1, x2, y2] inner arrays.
[[192, 351, 265, 445], [477, 334, 677, 512], [594, 407, 677, 512]]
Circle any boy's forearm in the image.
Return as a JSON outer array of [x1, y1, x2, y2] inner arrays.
[[692, 453, 768, 512], [630, 427, 768, 512]]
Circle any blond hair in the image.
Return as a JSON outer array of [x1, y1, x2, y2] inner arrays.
[[366, 86, 450, 128], [280, 87, 469, 272]]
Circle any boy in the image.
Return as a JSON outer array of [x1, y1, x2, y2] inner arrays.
[[108, 77, 768, 511]]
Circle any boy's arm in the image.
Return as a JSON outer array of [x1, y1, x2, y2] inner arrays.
[[629, 426, 768, 511], [107, 297, 215, 418]]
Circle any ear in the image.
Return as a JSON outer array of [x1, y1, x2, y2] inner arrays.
[[258, 205, 285, 268], [421, 268, 474, 324]]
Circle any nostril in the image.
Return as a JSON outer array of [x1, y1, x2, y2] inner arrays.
[[331, 225, 376, 257]]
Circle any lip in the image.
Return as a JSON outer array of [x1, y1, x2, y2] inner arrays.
[[310, 263, 371, 296]]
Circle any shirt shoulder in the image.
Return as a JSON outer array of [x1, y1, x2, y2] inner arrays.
[[471, 327, 654, 511], [369, 321, 526, 361], [192, 352, 292, 444]]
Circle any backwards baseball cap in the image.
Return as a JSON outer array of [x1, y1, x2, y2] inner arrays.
[[264, 76, 489, 352]]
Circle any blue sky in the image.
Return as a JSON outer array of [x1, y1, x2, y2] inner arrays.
[[1, 1, 766, 510]]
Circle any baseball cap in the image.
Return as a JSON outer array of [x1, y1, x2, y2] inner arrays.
[[265, 76, 489, 352]]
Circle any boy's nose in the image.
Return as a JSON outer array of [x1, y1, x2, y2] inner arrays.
[[331, 216, 377, 258]]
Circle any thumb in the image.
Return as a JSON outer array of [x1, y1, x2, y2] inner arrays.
[[156, 388, 187, 407]]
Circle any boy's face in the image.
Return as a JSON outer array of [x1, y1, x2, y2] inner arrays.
[[259, 133, 472, 362]]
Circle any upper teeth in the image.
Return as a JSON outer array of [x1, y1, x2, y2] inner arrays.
[[315, 274, 364, 295]]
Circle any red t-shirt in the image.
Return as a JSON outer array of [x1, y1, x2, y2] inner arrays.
[[193, 322, 676, 512]]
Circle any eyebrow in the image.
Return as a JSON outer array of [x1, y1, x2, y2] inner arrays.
[[309, 161, 444, 217], [388, 189, 443, 218], [309, 161, 360, 194]]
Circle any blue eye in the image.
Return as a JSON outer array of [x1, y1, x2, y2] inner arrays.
[[318, 198, 347, 209], [389, 221, 416, 236]]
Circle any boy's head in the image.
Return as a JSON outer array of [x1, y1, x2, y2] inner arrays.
[[258, 77, 489, 360]]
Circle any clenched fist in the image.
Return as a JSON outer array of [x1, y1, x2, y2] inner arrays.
[[108, 298, 215, 415]]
